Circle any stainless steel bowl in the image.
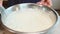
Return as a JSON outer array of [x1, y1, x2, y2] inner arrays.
[[0, 3, 59, 34]]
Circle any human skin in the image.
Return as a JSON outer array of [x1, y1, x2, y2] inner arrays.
[[0, 0, 3, 6], [37, 0, 52, 7], [0, 0, 52, 7]]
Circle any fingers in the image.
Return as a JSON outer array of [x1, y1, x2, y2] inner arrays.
[[43, 0, 52, 7], [0, 0, 3, 6], [37, 0, 52, 7], [47, 0, 52, 7]]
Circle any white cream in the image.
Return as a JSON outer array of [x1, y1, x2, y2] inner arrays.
[[4, 8, 56, 32]]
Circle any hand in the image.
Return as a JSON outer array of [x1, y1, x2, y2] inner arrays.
[[37, 0, 52, 7], [0, 0, 3, 6]]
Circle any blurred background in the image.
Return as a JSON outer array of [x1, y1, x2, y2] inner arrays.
[[3, 0, 60, 15], [52, 0, 60, 10], [52, 0, 60, 15]]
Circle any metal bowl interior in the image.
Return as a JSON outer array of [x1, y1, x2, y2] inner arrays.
[[2, 3, 59, 33]]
